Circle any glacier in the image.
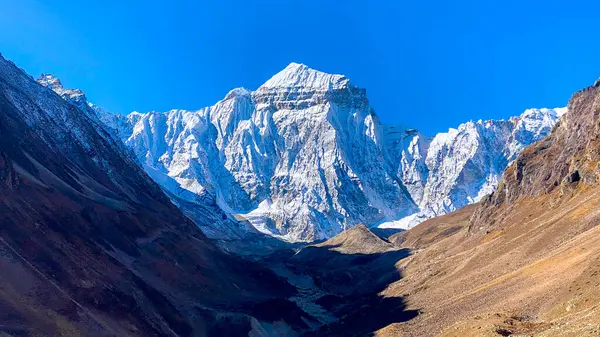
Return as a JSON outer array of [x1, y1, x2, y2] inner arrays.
[[38, 64, 565, 242]]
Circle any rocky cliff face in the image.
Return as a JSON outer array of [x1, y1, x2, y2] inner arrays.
[[482, 81, 600, 209], [40, 64, 564, 242]]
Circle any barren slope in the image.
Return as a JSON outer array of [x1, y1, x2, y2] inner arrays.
[[374, 81, 600, 336], [0, 54, 308, 336]]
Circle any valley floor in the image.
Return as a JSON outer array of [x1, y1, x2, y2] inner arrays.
[[244, 225, 418, 336], [247, 183, 600, 336]]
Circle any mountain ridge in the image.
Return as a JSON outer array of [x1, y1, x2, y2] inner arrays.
[[38, 64, 565, 242], [7, 51, 599, 336]]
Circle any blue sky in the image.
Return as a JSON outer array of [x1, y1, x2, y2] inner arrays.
[[0, 0, 598, 134]]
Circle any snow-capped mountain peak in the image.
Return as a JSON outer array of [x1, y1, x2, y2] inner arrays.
[[37, 74, 62, 89], [37, 74, 86, 102], [41, 63, 565, 242], [223, 87, 252, 100], [259, 62, 349, 91]]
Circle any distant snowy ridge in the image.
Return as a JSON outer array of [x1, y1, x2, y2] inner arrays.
[[379, 107, 566, 229], [39, 64, 565, 241]]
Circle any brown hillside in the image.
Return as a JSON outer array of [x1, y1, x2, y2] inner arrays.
[[312, 224, 398, 254], [374, 81, 600, 337]]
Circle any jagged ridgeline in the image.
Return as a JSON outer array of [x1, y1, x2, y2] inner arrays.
[[40, 63, 565, 242]]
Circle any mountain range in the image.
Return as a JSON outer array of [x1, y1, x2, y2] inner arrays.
[[39, 63, 564, 242], [4, 51, 600, 337]]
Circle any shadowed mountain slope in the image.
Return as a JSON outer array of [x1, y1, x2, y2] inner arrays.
[[0, 54, 309, 336]]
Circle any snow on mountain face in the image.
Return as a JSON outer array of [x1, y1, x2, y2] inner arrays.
[[34, 75, 253, 242], [106, 63, 417, 242], [35, 74, 129, 153], [259, 62, 349, 91], [40, 63, 564, 241], [38, 74, 86, 103], [379, 107, 566, 228]]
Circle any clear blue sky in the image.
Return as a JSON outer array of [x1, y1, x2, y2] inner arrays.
[[0, 0, 598, 134]]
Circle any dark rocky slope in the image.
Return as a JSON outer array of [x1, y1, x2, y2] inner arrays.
[[0, 54, 305, 336]]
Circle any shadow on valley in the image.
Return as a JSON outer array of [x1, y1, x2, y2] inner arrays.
[[314, 291, 419, 337], [370, 227, 405, 240], [258, 228, 420, 336]]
